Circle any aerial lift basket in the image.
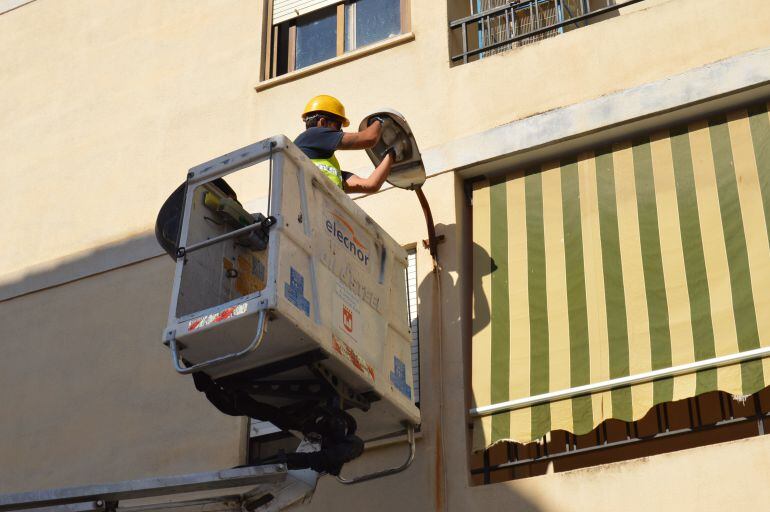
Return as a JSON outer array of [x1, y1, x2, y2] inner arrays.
[[161, 135, 420, 445], [0, 123, 429, 512]]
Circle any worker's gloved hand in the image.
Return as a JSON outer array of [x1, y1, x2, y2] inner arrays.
[[368, 116, 385, 127], [382, 146, 397, 161]]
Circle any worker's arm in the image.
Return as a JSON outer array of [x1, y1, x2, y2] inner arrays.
[[338, 118, 383, 150], [344, 152, 394, 194]]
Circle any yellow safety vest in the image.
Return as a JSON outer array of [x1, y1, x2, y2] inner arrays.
[[311, 154, 345, 190]]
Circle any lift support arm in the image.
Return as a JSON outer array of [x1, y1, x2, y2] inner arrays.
[[0, 464, 317, 512]]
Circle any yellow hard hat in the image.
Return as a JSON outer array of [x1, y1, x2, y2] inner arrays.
[[302, 95, 350, 127]]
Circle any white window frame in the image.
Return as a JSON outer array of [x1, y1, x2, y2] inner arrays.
[[263, 0, 411, 80], [405, 248, 420, 405], [0, 0, 37, 15]]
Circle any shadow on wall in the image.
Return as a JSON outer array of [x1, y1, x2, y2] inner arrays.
[[416, 223, 494, 342], [415, 222, 543, 511], [0, 232, 163, 302], [0, 234, 244, 494]]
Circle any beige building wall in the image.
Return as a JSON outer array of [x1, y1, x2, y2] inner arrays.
[[2, 0, 769, 280], [1, 0, 770, 510], [0, 257, 245, 492]]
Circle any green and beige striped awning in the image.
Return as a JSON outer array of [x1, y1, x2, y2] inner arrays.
[[471, 102, 770, 451]]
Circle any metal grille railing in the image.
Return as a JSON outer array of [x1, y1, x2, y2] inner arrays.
[[471, 388, 770, 483], [450, 0, 646, 64]]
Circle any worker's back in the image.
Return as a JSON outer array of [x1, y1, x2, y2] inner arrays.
[[294, 126, 349, 189]]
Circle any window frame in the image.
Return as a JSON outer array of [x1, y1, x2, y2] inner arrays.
[[262, 0, 411, 81], [405, 247, 420, 406]]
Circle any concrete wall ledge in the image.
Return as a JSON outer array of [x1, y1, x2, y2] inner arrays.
[[0, 234, 164, 302], [419, 46, 770, 182]]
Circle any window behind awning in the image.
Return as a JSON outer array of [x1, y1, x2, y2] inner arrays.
[[272, 0, 339, 24], [470, 102, 770, 451]]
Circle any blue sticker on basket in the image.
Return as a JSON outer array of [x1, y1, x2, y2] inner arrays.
[[284, 267, 310, 317], [390, 356, 412, 399]]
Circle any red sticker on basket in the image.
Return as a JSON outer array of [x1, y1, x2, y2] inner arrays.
[[332, 335, 375, 382], [188, 302, 248, 332]]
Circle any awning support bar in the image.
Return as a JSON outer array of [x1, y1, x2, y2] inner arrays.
[[471, 345, 770, 418]]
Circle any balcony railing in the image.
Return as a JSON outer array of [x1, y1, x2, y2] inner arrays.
[[449, 0, 646, 64]]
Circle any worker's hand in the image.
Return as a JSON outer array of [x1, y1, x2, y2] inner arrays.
[[344, 145, 395, 193], [368, 116, 386, 127]]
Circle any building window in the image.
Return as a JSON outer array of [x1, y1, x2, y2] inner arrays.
[[295, 7, 338, 70], [266, 0, 408, 79], [248, 419, 300, 465], [345, 0, 402, 51], [405, 248, 420, 405], [449, 0, 635, 65]]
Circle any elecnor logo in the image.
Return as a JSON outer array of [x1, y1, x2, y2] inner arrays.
[[326, 212, 370, 266]]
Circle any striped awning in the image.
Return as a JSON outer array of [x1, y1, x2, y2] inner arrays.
[[470, 102, 770, 451]]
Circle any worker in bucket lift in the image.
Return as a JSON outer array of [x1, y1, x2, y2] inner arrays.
[[294, 94, 395, 193]]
